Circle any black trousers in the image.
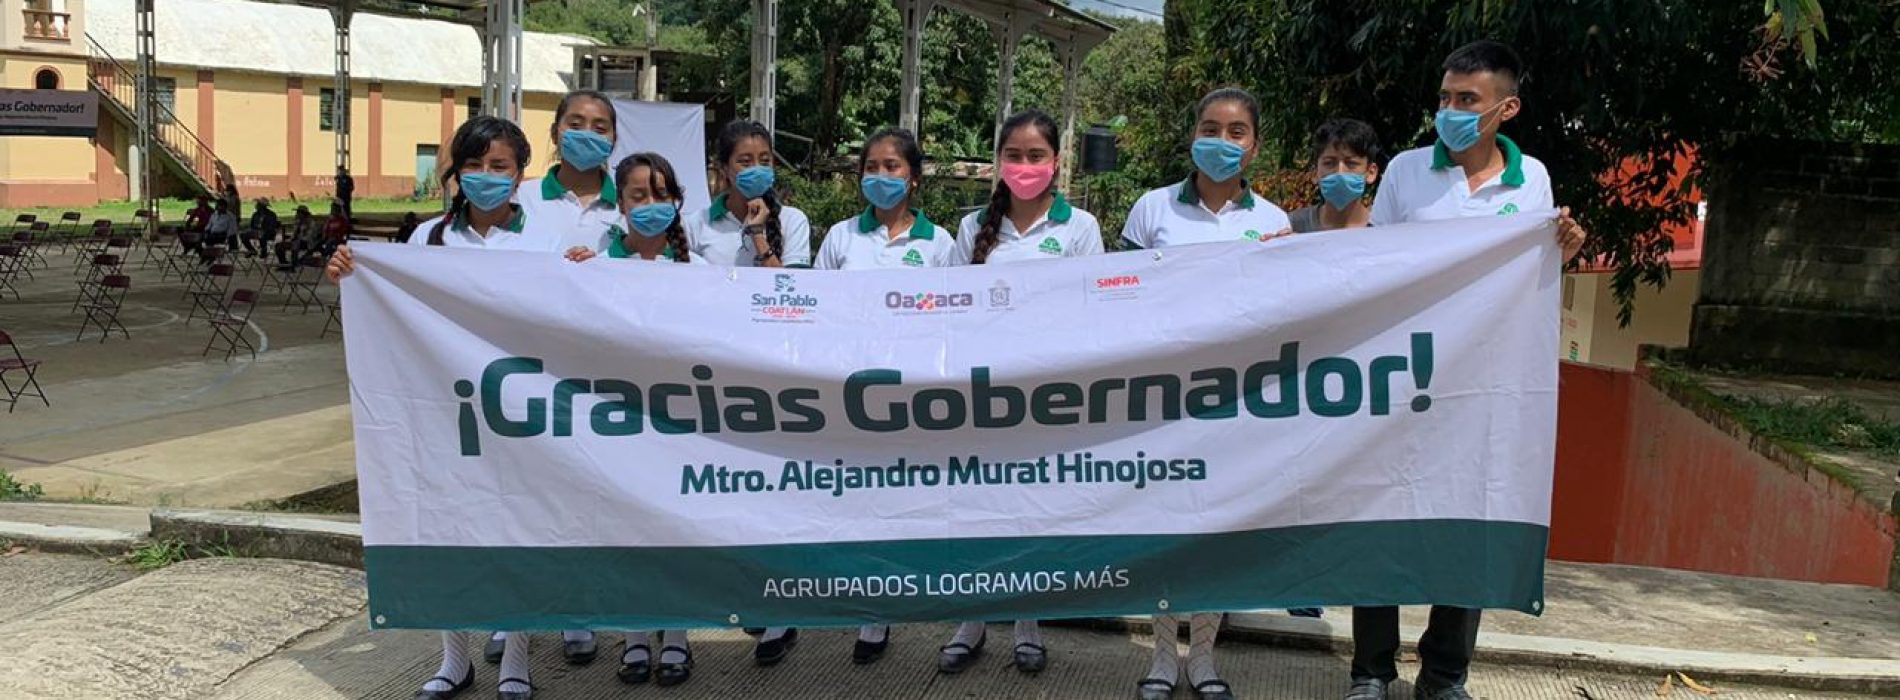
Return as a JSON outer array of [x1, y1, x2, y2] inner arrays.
[[1351, 606, 1481, 690]]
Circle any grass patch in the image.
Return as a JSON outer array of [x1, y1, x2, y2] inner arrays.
[[1725, 396, 1900, 456], [0, 470, 44, 502], [0, 196, 440, 228], [124, 536, 244, 571]]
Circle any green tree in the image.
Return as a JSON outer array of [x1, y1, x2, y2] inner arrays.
[[1180, 0, 1900, 323]]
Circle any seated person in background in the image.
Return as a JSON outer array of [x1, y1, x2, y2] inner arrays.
[[320, 202, 351, 256], [184, 195, 213, 233], [394, 212, 421, 244], [203, 199, 238, 248], [277, 205, 316, 269], [241, 199, 280, 258]]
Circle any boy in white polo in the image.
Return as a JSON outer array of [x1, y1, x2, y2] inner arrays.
[[953, 193, 1101, 264], [1349, 40, 1584, 700]]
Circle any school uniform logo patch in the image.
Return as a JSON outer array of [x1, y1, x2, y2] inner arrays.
[[1038, 238, 1063, 255], [901, 249, 926, 267], [1497, 203, 1520, 215], [1242, 230, 1263, 240]]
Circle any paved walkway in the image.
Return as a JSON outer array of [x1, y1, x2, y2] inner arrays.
[[0, 248, 350, 508]]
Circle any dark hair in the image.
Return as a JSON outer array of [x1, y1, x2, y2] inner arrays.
[[613, 152, 691, 263], [551, 89, 618, 145], [1310, 118, 1383, 164], [858, 126, 925, 209], [1195, 87, 1260, 136], [971, 109, 1060, 265], [1443, 40, 1524, 95], [428, 115, 532, 246], [714, 119, 783, 261]]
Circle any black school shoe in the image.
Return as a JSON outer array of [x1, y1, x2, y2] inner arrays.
[[1013, 642, 1047, 674], [616, 643, 651, 684], [852, 626, 892, 665], [562, 632, 597, 665], [413, 663, 474, 700], [483, 634, 505, 664], [754, 627, 798, 666], [655, 644, 694, 687], [937, 630, 985, 674], [496, 677, 533, 700]]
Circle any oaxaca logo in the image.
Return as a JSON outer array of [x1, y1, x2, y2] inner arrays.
[[752, 274, 818, 322], [885, 290, 974, 312]]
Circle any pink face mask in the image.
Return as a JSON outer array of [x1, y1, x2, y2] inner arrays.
[[1000, 162, 1056, 200]]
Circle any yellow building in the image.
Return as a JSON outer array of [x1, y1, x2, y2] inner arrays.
[[0, 0, 596, 206], [1560, 220, 1705, 369]]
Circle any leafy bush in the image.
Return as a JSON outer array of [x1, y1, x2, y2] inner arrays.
[[0, 470, 43, 502]]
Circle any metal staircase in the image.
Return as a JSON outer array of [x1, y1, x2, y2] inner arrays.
[[84, 34, 227, 197]]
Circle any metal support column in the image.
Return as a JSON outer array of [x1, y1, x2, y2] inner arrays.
[[990, 11, 1037, 148], [1055, 33, 1101, 193], [895, 0, 935, 135], [748, 0, 778, 133], [333, 0, 354, 173], [482, 0, 525, 122], [134, 0, 156, 235]]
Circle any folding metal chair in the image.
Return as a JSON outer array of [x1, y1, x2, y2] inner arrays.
[[204, 289, 259, 360], [53, 211, 82, 253], [8, 213, 35, 239], [71, 221, 111, 274], [72, 253, 124, 312], [76, 274, 131, 343], [0, 329, 48, 412], [319, 293, 342, 338], [186, 263, 235, 324], [19, 221, 51, 270], [0, 245, 23, 300], [141, 223, 176, 270], [281, 255, 325, 314], [6, 232, 34, 281]]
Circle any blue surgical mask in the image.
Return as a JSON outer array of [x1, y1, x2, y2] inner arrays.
[[560, 129, 614, 171], [1190, 137, 1246, 183], [1318, 172, 1367, 210], [627, 202, 678, 238], [1434, 101, 1507, 153], [458, 173, 515, 212], [861, 175, 910, 211], [735, 165, 776, 199]]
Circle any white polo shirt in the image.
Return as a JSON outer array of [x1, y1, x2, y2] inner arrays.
[[1370, 135, 1553, 224], [517, 166, 622, 253], [409, 206, 562, 251], [684, 195, 815, 268], [952, 193, 1103, 264], [599, 224, 709, 265], [1118, 178, 1292, 249], [815, 208, 958, 270]]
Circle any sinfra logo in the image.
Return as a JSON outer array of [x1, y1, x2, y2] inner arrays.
[[885, 291, 975, 312]]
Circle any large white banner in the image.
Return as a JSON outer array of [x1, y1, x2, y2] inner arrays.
[[344, 213, 1561, 631]]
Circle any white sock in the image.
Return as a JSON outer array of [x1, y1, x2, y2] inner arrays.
[[759, 626, 790, 643], [1185, 613, 1222, 687], [946, 621, 985, 650], [562, 629, 593, 643], [490, 631, 507, 643], [424, 631, 473, 692], [498, 632, 531, 693], [623, 631, 652, 664], [1146, 614, 1180, 683], [1013, 619, 1043, 649], [659, 630, 690, 664], [857, 624, 888, 643]]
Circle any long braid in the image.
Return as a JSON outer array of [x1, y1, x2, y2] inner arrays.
[[428, 192, 465, 246], [970, 181, 1010, 265], [665, 218, 690, 263], [760, 191, 785, 260]]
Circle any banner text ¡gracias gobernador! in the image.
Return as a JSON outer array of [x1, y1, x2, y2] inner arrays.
[[452, 333, 1437, 456]]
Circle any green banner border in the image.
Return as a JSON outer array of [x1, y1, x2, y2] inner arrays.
[[366, 519, 1547, 630]]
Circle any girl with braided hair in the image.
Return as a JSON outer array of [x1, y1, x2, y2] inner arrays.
[[566, 152, 704, 267], [323, 114, 554, 700], [685, 120, 813, 268], [936, 109, 1102, 676]]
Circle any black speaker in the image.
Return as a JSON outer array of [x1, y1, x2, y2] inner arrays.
[[1082, 125, 1118, 174]]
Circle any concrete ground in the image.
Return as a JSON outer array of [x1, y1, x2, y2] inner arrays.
[[0, 245, 351, 507]]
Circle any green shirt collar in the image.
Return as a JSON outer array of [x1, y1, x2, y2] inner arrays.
[[1432, 134, 1526, 187], [452, 204, 526, 234], [856, 207, 936, 240], [975, 193, 1075, 226], [604, 225, 679, 261], [1175, 177, 1256, 209], [707, 195, 731, 223], [539, 164, 617, 203]]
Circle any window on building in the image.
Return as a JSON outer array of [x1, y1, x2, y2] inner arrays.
[[466, 96, 482, 119], [33, 68, 59, 90], [320, 88, 336, 131], [153, 77, 176, 124]]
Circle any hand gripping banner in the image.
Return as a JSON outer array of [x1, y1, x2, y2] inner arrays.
[[343, 213, 1561, 631]]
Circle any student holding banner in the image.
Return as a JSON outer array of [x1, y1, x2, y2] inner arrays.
[[324, 115, 552, 700], [935, 109, 1103, 676], [812, 127, 959, 271], [519, 90, 624, 292], [687, 120, 814, 268], [1349, 40, 1584, 700]]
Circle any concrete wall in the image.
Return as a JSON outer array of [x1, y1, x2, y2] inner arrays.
[[1691, 140, 1900, 378], [1549, 362, 1897, 588], [1561, 270, 1700, 370]]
